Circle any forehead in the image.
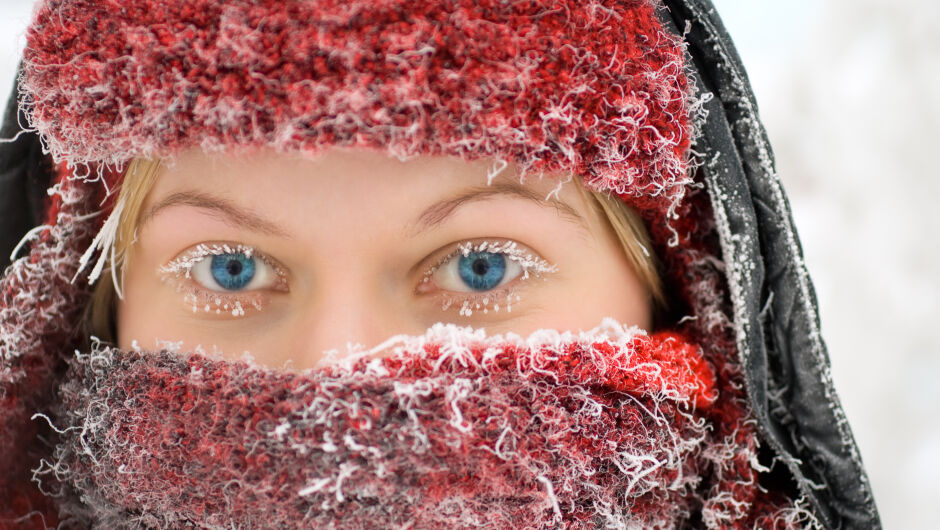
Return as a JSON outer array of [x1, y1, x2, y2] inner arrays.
[[146, 146, 586, 214]]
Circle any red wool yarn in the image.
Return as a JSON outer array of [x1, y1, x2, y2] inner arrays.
[[21, 0, 693, 215], [48, 327, 721, 527]]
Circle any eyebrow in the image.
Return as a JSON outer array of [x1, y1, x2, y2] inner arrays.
[[139, 182, 587, 239], [139, 191, 292, 238], [411, 181, 588, 235]]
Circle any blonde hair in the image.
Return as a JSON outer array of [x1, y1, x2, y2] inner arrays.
[[84, 159, 666, 342], [84, 158, 162, 343], [578, 185, 666, 310]]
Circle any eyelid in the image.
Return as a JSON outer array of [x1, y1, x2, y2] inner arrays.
[[418, 239, 557, 288], [158, 242, 289, 317], [160, 242, 289, 290]]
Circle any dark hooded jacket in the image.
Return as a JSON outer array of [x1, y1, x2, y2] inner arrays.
[[0, 0, 879, 527]]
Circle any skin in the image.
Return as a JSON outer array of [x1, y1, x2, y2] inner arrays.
[[117, 146, 652, 370]]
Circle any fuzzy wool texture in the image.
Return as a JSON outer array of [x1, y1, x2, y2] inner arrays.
[[0, 171, 102, 527], [20, 0, 694, 216], [43, 323, 724, 528]]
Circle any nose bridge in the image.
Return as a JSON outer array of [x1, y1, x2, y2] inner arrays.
[[291, 268, 404, 368]]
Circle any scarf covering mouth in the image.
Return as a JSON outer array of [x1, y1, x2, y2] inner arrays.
[[37, 321, 734, 529]]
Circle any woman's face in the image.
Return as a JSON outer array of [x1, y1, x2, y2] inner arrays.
[[117, 146, 652, 369]]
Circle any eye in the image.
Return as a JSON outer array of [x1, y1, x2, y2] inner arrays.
[[191, 251, 278, 292], [161, 242, 286, 295], [159, 243, 288, 317], [434, 250, 523, 292], [418, 240, 557, 317], [423, 240, 556, 295], [191, 252, 273, 291]]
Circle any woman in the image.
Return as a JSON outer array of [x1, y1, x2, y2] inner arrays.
[[0, 0, 879, 527]]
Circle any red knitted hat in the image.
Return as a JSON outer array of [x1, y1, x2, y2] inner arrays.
[[21, 0, 694, 216]]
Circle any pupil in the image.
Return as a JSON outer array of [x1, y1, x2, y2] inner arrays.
[[457, 252, 507, 292], [210, 254, 256, 291]]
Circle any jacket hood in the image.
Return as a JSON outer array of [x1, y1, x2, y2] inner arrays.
[[0, 0, 878, 527]]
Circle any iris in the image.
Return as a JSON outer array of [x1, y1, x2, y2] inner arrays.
[[210, 254, 256, 291], [458, 252, 507, 291]]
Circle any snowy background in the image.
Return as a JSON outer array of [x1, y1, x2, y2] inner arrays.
[[2, 0, 937, 527]]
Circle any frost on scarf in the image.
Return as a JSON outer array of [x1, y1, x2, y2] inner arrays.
[[32, 322, 813, 529], [50, 324, 702, 528]]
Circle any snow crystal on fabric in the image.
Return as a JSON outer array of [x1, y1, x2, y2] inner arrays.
[[20, 0, 694, 216], [44, 322, 720, 528], [0, 170, 102, 524]]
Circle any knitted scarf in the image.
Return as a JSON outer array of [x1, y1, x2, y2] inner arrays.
[[39, 322, 786, 528]]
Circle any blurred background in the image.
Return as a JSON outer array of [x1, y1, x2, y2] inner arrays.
[[2, 0, 937, 527]]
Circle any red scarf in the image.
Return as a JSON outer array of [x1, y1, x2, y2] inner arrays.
[[28, 322, 798, 528]]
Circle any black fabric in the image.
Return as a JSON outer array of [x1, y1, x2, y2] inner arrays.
[[0, 64, 53, 271], [659, 1, 881, 528]]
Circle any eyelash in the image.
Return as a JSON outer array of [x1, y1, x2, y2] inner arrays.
[[158, 239, 557, 319], [159, 243, 288, 317], [418, 239, 557, 317]]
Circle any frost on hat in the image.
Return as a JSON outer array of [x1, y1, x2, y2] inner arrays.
[[20, 0, 695, 213]]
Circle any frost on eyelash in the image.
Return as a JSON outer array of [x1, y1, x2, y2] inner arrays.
[[182, 291, 257, 317], [423, 240, 557, 317], [423, 240, 557, 283], [441, 287, 524, 317], [455, 240, 557, 280], [163, 277, 263, 317], [158, 243, 269, 318], [158, 243, 255, 279]]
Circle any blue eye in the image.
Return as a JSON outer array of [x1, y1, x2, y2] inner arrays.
[[429, 244, 528, 294], [209, 253, 256, 291], [457, 251, 507, 291], [190, 249, 278, 293]]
